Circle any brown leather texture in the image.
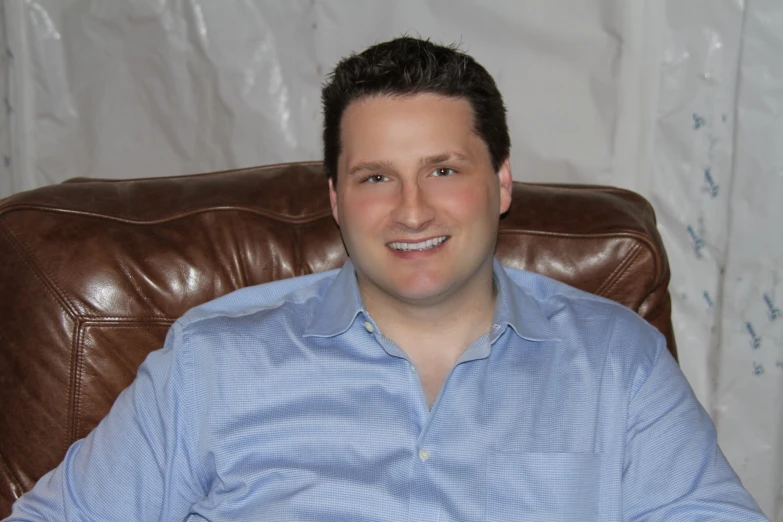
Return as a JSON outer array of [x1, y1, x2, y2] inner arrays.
[[0, 161, 675, 516]]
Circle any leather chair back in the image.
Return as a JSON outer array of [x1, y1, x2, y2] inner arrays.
[[0, 162, 675, 515]]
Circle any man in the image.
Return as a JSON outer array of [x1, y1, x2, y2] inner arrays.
[[6, 37, 767, 521]]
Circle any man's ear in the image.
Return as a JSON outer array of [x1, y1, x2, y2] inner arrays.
[[328, 176, 340, 226], [497, 157, 513, 214]]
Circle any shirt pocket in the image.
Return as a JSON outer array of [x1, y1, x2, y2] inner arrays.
[[486, 451, 601, 522]]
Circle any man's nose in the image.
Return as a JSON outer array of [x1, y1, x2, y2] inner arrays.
[[392, 180, 435, 231]]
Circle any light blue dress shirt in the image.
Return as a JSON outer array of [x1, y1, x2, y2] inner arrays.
[[7, 260, 767, 521]]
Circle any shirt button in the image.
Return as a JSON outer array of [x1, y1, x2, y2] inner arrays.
[[409, 363, 416, 374], [363, 321, 374, 333], [419, 449, 430, 461]]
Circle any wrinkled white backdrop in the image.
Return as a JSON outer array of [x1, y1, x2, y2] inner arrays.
[[0, 1, 780, 519]]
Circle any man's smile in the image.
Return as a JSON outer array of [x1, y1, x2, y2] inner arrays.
[[387, 236, 449, 252]]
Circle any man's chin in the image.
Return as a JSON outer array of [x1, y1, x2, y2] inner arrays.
[[384, 281, 457, 308]]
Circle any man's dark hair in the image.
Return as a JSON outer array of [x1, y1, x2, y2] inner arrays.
[[321, 36, 510, 183]]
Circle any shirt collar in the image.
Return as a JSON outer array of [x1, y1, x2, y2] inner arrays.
[[304, 259, 366, 338], [304, 257, 561, 343], [491, 258, 561, 343]]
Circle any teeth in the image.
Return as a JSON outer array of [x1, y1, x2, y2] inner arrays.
[[389, 236, 448, 251]]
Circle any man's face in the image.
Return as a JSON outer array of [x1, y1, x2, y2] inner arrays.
[[329, 93, 512, 308]]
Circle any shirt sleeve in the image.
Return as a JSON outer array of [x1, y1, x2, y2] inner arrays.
[[5, 321, 204, 521], [622, 336, 769, 521]]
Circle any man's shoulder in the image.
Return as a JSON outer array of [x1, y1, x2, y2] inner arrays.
[[503, 264, 647, 319], [176, 269, 340, 331], [501, 264, 665, 364]]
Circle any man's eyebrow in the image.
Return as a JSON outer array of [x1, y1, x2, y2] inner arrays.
[[347, 153, 471, 176], [419, 152, 471, 166], [347, 160, 395, 177]]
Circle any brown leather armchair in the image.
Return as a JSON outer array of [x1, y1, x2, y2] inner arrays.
[[0, 161, 675, 516]]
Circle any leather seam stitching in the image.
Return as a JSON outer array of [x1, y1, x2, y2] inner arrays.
[[81, 325, 174, 330], [70, 321, 175, 444], [594, 243, 643, 298], [64, 315, 177, 321], [0, 205, 335, 225], [60, 160, 323, 184], [619, 250, 657, 308], [80, 319, 175, 327], [0, 221, 79, 316], [0, 221, 83, 466], [69, 319, 86, 450]]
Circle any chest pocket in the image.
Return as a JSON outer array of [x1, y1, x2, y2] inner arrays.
[[486, 451, 601, 521]]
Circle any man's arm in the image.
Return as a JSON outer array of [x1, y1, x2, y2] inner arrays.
[[622, 338, 769, 521], [4, 321, 204, 521]]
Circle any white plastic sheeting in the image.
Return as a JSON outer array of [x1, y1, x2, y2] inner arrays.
[[0, 1, 779, 519], [652, 1, 782, 516], [1, 0, 641, 192], [715, 0, 783, 513]]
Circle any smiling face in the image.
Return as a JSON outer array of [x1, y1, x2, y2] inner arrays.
[[329, 93, 512, 311]]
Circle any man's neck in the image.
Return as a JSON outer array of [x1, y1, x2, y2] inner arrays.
[[358, 270, 497, 408], [358, 272, 497, 362]]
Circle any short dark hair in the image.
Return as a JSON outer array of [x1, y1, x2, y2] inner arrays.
[[321, 36, 510, 183]]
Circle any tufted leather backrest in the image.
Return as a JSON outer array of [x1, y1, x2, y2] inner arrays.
[[0, 162, 674, 515]]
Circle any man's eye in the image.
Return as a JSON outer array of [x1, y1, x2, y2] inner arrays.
[[432, 168, 455, 177], [363, 174, 387, 183]]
